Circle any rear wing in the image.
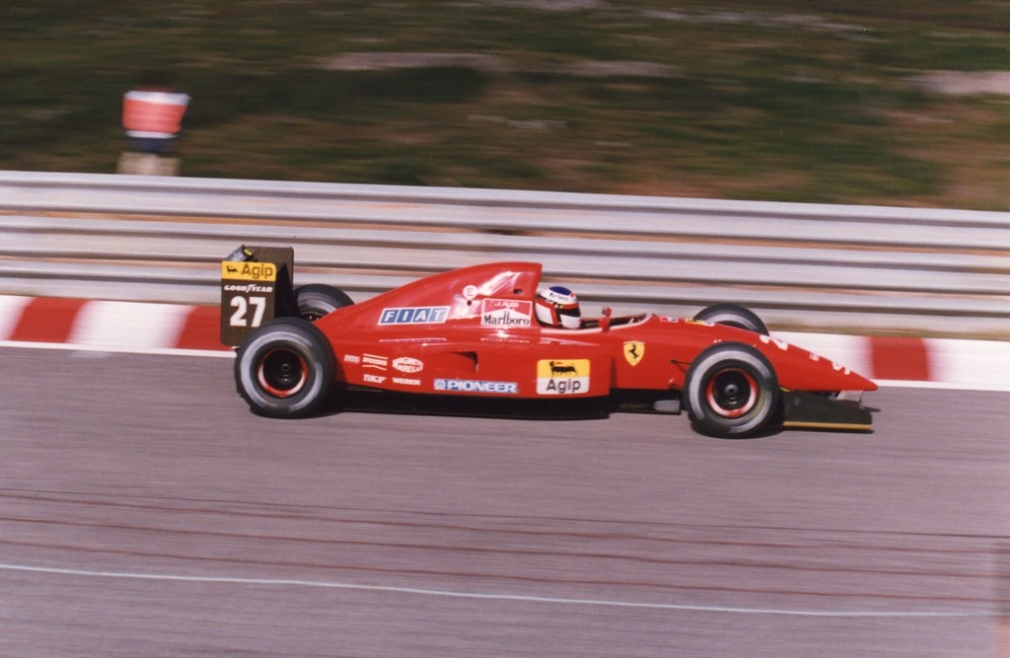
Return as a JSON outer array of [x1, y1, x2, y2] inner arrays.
[[220, 245, 296, 346]]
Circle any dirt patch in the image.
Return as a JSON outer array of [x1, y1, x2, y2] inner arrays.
[[915, 71, 1010, 96], [320, 52, 511, 73], [481, 0, 603, 9], [318, 52, 677, 78]]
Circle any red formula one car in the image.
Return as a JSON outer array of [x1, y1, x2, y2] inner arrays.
[[221, 248, 876, 437]]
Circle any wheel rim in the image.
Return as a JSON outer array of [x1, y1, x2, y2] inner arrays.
[[257, 348, 308, 398], [705, 367, 758, 418]]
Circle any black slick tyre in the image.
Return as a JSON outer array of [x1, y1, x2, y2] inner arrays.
[[294, 284, 354, 321], [234, 317, 335, 418], [692, 303, 769, 335], [684, 343, 781, 438]]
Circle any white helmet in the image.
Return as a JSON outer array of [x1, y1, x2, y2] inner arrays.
[[535, 285, 581, 329]]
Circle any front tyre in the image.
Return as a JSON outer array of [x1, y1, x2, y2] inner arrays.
[[294, 284, 354, 321], [234, 317, 335, 418], [684, 343, 781, 438], [693, 303, 769, 335]]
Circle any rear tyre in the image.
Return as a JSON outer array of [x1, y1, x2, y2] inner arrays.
[[235, 317, 335, 418], [693, 303, 769, 335], [684, 343, 781, 438], [294, 284, 354, 321]]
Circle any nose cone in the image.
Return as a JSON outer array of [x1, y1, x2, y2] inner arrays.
[[806, 351, 878, 392], [843, 366, 878, 392], [761, 336, 878, 393]]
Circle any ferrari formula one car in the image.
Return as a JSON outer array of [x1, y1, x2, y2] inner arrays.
[[221, 247, 876, 438]]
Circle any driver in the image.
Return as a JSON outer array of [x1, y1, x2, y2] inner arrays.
[[534, 285, 581, 329]]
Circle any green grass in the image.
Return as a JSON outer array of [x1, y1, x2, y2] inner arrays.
[[2, 0, 1009, 209]]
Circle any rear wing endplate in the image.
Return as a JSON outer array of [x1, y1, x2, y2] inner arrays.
[[220, 245, 295, 346]]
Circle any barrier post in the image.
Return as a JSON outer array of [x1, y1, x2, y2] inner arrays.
[[118, 73, 189, 176]]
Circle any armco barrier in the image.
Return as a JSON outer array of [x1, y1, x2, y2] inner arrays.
[[1, 171, 1008, 337], [2, 294, 1009, 392]]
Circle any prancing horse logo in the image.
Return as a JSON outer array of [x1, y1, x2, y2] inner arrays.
[[623, 341, 645, 366]]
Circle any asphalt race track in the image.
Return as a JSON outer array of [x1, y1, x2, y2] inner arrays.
[[2, 347, 1009, 658]]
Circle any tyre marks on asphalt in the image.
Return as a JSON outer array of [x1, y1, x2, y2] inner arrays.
[[0, 488, 1000, 615]]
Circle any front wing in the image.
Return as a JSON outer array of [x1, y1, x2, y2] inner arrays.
[[781, 390, 874, 432]]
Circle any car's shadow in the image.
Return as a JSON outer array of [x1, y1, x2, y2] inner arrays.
[[303, 392, 799, 436], [295, 390, 872, 438], [309, 388, 616, 422]]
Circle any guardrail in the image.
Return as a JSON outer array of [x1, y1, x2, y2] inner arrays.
[[1, 170, 1008, 337]]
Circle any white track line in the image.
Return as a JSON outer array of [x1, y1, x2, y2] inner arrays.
[[874, 378, 1010, 392], [0, 562, 988, 618], [0, 340, 234, 358]]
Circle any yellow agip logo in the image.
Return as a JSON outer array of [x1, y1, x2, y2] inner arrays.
[[537, 359, 590, 378], [536, 359, 590, 395], [221, 261, 277, 282]]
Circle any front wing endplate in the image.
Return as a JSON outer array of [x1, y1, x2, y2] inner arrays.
[[782, 390, 874, 432]]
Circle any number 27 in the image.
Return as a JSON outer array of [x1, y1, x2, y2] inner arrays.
[[230, 296, 267, 328]]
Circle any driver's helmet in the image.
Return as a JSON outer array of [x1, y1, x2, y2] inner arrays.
[[535, 285, 581, 329]]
